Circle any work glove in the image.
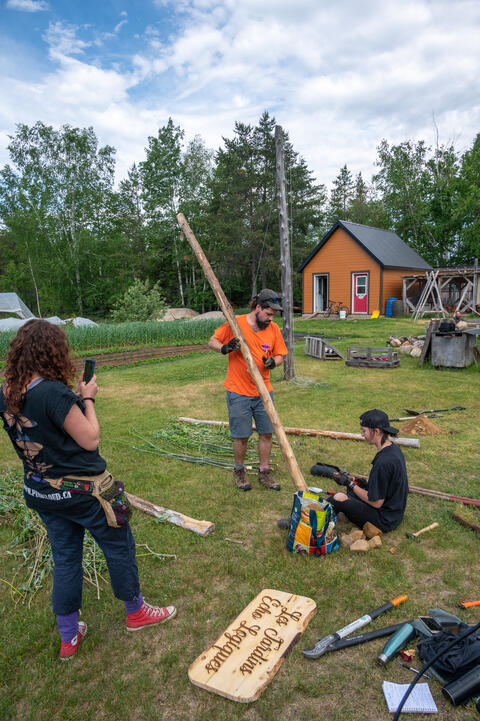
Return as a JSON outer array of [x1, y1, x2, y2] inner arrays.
[[221, 337, 240, 354], [262, 355, 276, 369]]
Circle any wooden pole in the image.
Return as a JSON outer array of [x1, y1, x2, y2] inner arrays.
[[176, 416, 420, 448], [275, 125, 295, 380], [176, 213, 308, 492]]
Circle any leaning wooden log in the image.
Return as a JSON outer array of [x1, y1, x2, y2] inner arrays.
[[126, 492, 215, 537], [177, 213, 308, 492], [176, 416, 420, 449], [409, 485, 480, 508]]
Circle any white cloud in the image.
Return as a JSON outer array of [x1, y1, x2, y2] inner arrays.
[[1, 0, 480, 188], [6, 0, 49, 11]]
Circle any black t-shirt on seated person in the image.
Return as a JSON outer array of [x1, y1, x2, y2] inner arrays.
[[0, 379, 106, 482], [367, 443, 408, 532]]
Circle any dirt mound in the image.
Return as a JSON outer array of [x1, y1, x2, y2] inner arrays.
[[399, 415, 443, 435]]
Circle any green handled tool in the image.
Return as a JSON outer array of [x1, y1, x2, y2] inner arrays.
[[303, 594, 408, 659]]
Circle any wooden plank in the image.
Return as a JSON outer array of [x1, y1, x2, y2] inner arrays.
[[188, 589, 316, 703], [176, 417, 420, 448], [126, 492, 215, 537], [417, 320, 434, 366], [177, 213, 308, 493]]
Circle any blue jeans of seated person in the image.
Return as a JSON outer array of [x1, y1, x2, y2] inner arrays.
[[25, 483, 140, 615]]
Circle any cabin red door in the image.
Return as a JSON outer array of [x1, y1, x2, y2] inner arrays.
[[352, 273, 368, 313]]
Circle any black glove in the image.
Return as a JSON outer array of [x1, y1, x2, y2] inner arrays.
[[332, 470, 352, 487], [221, 337, 240, 354], [262, 355, 276, 369]]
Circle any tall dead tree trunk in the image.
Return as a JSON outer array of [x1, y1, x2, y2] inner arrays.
[[275, 125, 295, 380]]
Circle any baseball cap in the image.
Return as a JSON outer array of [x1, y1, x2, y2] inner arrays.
[[257, 288, 283, 311], [360, 409, 398, 436]]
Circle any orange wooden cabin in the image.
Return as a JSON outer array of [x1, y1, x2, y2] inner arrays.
[[298, 221, 431, 315]]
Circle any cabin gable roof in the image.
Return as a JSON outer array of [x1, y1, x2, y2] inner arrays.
[[298, 220, 431, 272]]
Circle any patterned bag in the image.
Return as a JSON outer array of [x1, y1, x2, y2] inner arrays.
[[286, 490, 339, 556]]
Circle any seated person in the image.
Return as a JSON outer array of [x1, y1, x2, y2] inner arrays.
[[329, 409, 408, 533]]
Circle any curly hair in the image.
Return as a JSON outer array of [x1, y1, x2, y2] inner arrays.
[[3, 319, 76, 414]]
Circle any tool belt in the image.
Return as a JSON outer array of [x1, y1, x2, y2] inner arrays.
[[40, 470, 132, 528]]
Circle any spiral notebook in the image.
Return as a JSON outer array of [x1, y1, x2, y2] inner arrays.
[[382, 681, 438, 713]]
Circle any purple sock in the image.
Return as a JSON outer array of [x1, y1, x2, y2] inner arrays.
[[57, 610, 80, 643], [259, 465, 269, 472], [124, 592, 143, 615]]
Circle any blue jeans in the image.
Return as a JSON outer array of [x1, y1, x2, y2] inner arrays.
[[25, 480, 140, 615]]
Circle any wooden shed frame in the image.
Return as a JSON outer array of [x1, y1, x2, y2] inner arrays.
[[402, 263, 480, 319]]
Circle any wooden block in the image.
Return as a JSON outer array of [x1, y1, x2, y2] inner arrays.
[[389, 547, 397, 555], [188, 589, 316, 703], [363, 522, 383, 539], [367, 535, 382, 548], [350, 539, 370, 552], [349, 529, 365, 541]]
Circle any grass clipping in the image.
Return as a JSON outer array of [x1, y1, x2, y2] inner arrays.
[[0, 469, 168, 606]]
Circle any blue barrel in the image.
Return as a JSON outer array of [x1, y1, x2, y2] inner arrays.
[[385, 298, 397, 317]]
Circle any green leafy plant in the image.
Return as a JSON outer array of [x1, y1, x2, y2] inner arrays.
[[110, 278, 167, 323]]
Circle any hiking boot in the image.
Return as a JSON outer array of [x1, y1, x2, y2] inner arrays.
[[233, 466, 251, 491], [258, 468, 281, 491], [60, 621, 87, 660], [277, 517, 291, 529], [126, 601, 177, 631]]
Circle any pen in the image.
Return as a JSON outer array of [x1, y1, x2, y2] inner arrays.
[[400, 662, 432, 679]]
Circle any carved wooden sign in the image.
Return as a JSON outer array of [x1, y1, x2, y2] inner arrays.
[[188, 589, 316, 703]]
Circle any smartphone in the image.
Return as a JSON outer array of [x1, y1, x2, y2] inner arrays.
[[83, 358, 96, 384]]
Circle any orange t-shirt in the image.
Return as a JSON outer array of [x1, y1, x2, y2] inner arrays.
[[214, 315, 288, 396]]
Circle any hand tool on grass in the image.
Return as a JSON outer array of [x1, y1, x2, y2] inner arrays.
[[404, 405, 466, 416], [302, 594, 408, 659], [458, 600, 480, 609], [324, 621, 409, 652], [177, 213, 308, 492], [405, 522, 439, 541]]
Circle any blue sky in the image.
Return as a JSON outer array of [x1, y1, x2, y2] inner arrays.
[[1, 0, 480, 188]]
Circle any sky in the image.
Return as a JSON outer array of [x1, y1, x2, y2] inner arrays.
[[1, 0, 480, 189]]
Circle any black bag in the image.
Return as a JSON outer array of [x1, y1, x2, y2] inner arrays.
[[418, 624, 480, 680]]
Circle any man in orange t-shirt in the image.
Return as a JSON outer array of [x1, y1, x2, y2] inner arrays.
[[208, 289, 287, 492]]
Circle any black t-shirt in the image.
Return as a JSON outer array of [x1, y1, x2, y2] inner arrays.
[[0, 379, 106, 481], [367, 443, 409, 531]]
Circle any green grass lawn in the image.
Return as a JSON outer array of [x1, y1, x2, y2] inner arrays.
[[0, 317, 479, 721]]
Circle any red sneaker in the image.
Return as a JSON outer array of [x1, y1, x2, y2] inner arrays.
[[60, 621, 87, 660], [126, 602, 177, 631]]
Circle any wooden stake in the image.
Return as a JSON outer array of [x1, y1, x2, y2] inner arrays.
[[176, 213, 308, 492], [126, 492, 215, 536]]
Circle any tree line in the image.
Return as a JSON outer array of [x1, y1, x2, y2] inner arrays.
[[0, 112, 479, 319]]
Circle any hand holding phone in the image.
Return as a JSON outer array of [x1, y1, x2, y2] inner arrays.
[[83, 359, 96, 384]]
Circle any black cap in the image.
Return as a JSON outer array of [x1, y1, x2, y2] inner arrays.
[[360, 409, 398, 436], [257, 288, 282, 311]]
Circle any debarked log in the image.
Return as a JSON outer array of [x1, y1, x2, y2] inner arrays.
[[126, 492, 215, 536], [176, 417, 420, 449]]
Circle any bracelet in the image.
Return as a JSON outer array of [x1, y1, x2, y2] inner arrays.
[[83, 397, 95, 403]]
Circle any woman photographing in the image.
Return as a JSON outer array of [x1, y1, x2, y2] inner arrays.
[[0, 319, 176, 660]]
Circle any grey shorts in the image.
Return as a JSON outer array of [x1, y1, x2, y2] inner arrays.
[[226, 391, 274, 438]]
